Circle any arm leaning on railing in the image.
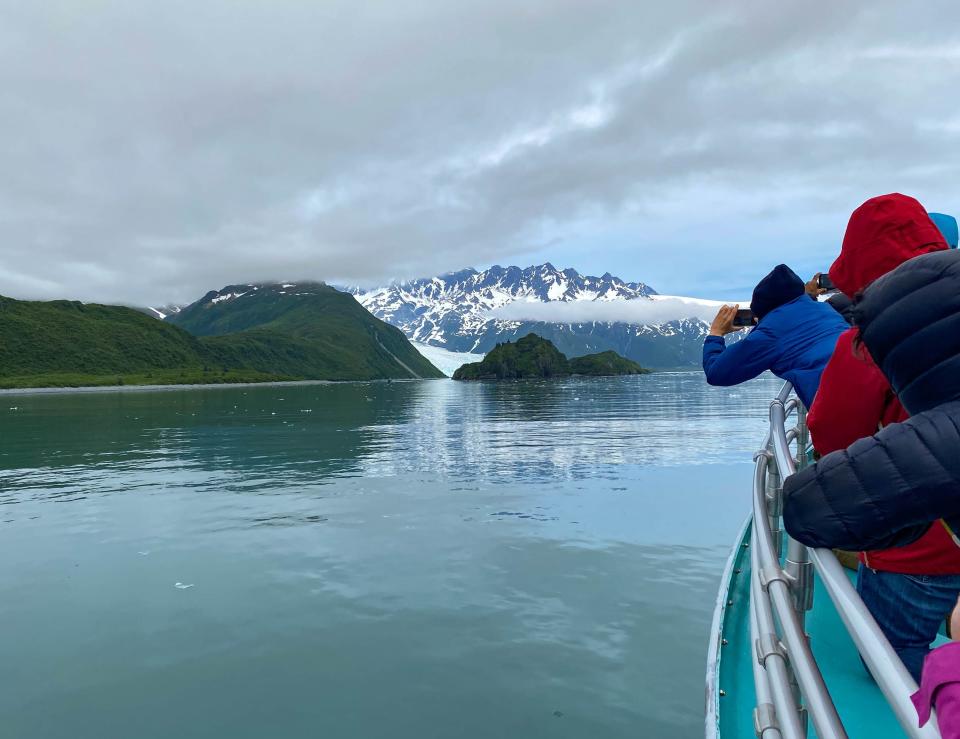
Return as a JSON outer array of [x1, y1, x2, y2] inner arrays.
[[782, 411, 956, 552]]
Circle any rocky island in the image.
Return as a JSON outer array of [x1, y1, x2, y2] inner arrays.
[[452, 334, 650, 380]]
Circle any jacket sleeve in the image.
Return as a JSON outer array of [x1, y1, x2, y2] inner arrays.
[[783, 408, 960, 550], [702, 328, 778, 387], [807, 329, 894, 455]]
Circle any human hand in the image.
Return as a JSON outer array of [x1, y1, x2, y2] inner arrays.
[[806, 274, 826, 298], [951, 595, 960, 639], [709, 305, 739, 337]]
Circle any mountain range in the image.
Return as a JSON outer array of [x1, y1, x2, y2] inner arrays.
[[354, 264, 713, 367], [0, 260, 718, 388]]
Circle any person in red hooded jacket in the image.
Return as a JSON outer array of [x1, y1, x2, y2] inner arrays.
[[806, 192, 960, 682]]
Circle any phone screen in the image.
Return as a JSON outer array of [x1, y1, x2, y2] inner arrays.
[[733, 308, 755, 327], [817, 273, 836, 291]]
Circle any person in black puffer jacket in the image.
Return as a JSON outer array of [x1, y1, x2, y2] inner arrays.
[[784, 249, 960, 684], [783, 248, 960, 552]]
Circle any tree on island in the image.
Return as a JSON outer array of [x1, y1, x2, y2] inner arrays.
[[452, 334, 650, 380]]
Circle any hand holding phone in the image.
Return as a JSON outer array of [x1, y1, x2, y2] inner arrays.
[[711, 304, 755, 336], [817, 273, 836, 291]]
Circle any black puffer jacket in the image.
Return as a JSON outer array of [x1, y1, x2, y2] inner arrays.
[[826, 292, 855, 325], [783, 250, 960, 550]]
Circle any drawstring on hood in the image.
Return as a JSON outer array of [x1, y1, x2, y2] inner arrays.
[[829, 193, 948, 297], [750, 264, 805, 321]]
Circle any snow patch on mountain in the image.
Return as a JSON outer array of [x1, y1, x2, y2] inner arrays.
[[145, 304, 184, 320], [211, 291, 247, 305]]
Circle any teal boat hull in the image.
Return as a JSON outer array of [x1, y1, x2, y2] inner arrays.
[[708, 519, 948, 738]]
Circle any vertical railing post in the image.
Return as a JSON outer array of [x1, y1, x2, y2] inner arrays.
[[765, 403, 783, 559], [784, 535, 812, 735], [795, 405, 810, 471], [765, 447, 783, 558], [785, 404, 815, 620]]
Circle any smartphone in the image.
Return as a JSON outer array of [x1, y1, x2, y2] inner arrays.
[[817, 273, 836, 291], [732, 308, 755, 327]]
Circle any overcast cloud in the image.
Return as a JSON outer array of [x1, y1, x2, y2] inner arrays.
[[1, 1, 959, 305]]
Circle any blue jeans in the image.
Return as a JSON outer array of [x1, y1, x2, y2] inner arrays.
[[857, 565, 960, 682]]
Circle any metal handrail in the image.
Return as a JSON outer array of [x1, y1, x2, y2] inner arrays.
[[752, 448, 846, 738], [751, 382, 941, 739], [749, 469, 806, 738], [749, 579, 787, 739]]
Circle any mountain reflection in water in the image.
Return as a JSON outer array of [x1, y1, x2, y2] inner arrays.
[[0, 372, 781, 739]]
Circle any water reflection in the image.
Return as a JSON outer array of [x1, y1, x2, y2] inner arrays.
[[0, 373, 780, 507], [0, 372, 782, 739]]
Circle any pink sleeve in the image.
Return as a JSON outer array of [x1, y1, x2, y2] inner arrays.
[[912, 642, 960, 737]]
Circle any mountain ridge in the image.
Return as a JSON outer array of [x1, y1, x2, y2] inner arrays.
[[353, 263, 710, 367], [169, 281, 444, 380]]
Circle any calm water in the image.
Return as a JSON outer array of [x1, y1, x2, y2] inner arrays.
[[0, 372, 782, 739]]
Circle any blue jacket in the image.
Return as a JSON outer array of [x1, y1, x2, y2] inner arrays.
[[702, 295, 847, 408], [929, 212, 958, 248]]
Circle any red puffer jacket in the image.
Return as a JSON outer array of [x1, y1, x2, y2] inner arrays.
[[807, 193, 959, 575]]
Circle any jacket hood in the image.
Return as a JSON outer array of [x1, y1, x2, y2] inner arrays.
[[929, 212, 959, 248], [750, 264, 805, 320], [857, 249, 960, 414], [829, 193, 948, 297]]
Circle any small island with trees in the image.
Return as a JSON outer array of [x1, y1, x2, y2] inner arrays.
[[452, 334, 651, 380]]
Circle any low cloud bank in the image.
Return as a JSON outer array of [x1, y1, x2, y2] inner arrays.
[[489, 295, 749, 325]]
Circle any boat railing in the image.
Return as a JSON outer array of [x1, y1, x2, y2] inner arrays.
[[748, 381, 940, 739]]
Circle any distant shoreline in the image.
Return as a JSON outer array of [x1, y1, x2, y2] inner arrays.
[[0, 377, 433, 396], [0, 369, 705, 396]]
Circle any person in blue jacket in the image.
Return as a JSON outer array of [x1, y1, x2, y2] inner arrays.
[[702, 264, 848, 408], [929, 212, 959, 248]]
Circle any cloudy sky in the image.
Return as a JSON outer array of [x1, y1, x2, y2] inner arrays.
[[2, 1, 958, 306]]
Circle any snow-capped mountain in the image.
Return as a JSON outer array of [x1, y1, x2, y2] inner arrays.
[[355, 264, 715, 368]]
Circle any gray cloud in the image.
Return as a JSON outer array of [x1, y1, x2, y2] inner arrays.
[[1, 1, 958, 305]]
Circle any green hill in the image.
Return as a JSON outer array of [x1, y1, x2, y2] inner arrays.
[[0, 296, 261, 388], [0, 283, 443, 388], [169, 282, 444, 380], [452, 334, 650, 380]]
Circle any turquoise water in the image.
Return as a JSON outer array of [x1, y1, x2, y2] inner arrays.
[[0, 372, 782, 738]]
